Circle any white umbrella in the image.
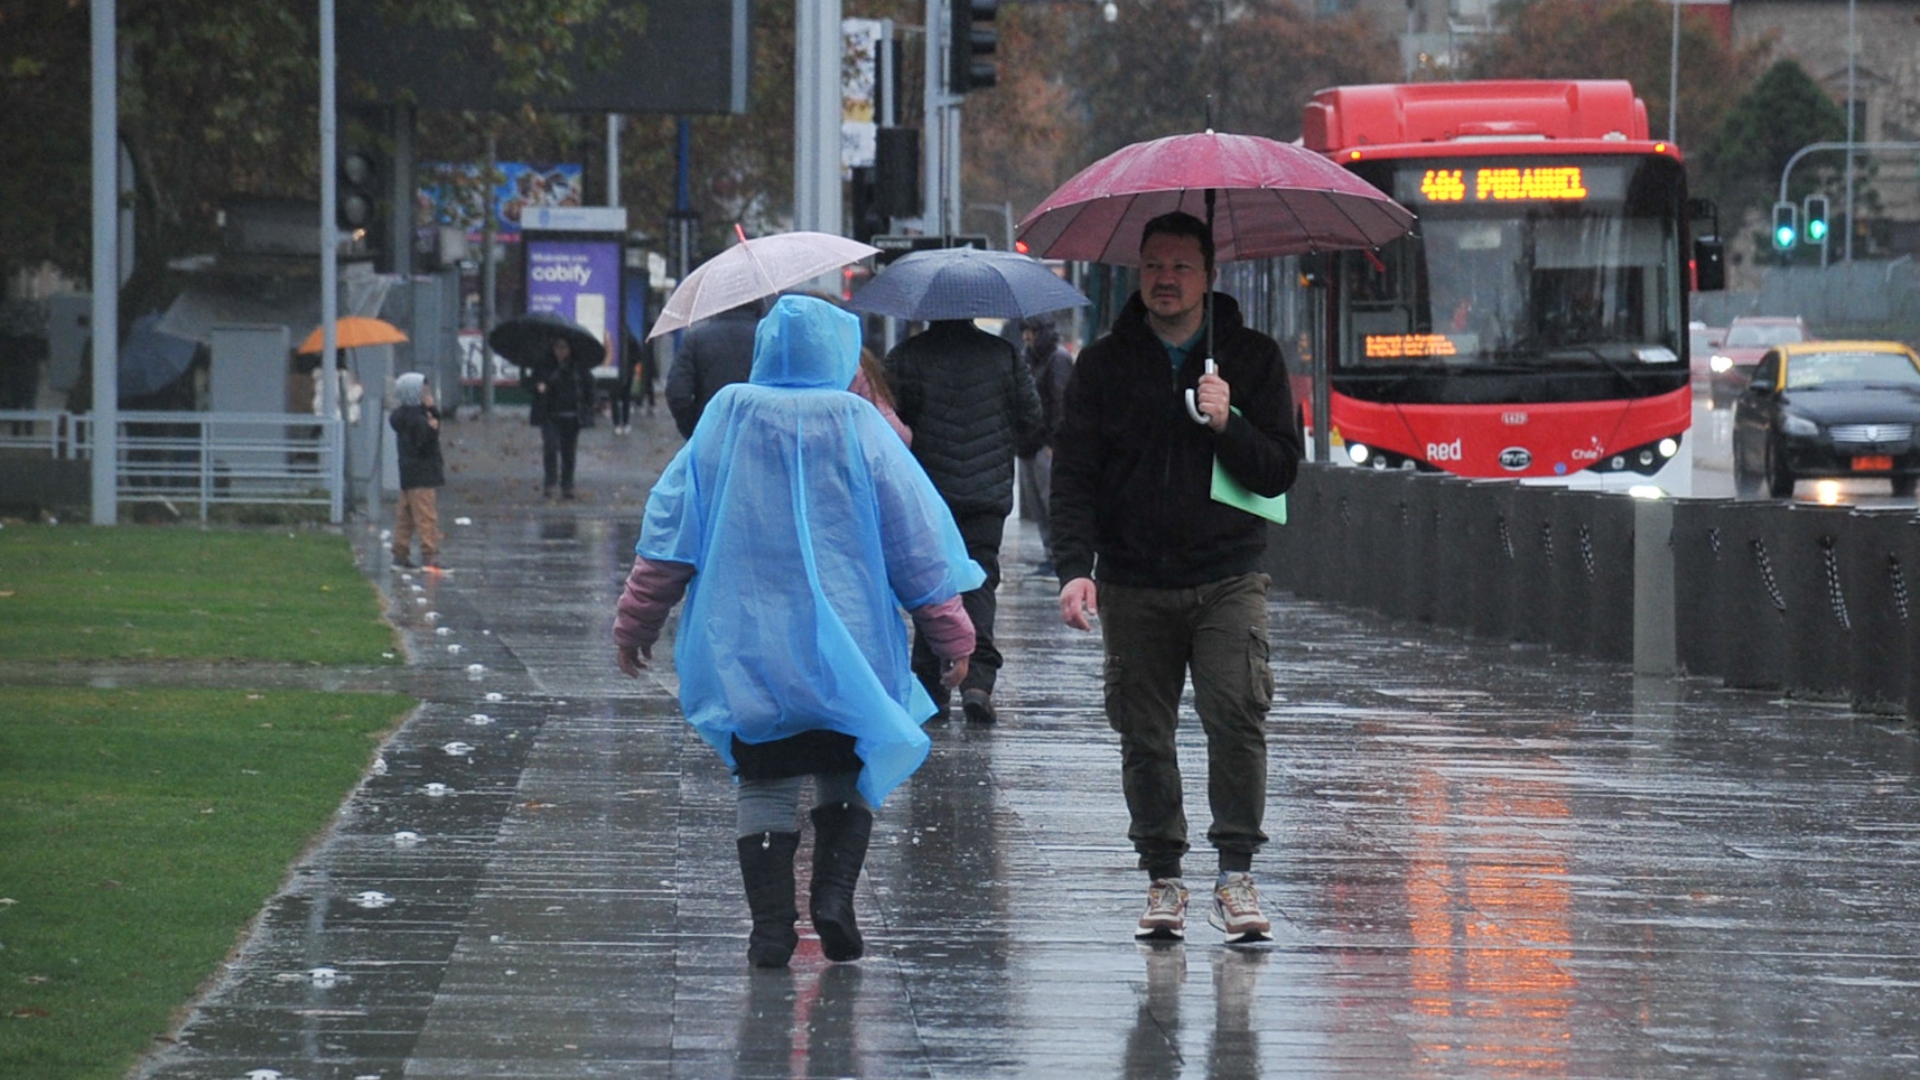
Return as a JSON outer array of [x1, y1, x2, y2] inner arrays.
[[647, 230, 880, 340]]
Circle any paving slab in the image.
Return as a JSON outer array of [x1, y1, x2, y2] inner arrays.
[[122, 404, 1920, 1079]]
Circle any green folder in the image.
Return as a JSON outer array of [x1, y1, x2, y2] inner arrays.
[[1211, 456, 1288, 524], [1209, 407, 1287, 524]]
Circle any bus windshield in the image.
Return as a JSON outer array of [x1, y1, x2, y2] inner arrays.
[[1336, 155, 1686, 382]]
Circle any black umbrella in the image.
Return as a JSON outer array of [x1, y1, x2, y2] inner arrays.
[[487, 310, 605, 370]]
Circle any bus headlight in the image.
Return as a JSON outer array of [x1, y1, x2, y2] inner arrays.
[[1347, 442, 1370, 465], [1658, 437, 1679, 458]]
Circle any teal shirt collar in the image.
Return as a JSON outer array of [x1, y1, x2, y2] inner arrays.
[[1162, 325, 1207, 369]]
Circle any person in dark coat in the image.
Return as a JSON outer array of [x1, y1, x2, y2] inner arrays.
[[666, 301, 761, 439], [1052, 210, 1303, 945], [388, 372, 446, 569], [525, 336, 591, 498], [885, 318, 1046, 724], [1017, 315, 1074, 573]]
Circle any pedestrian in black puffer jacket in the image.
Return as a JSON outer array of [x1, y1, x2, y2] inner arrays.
[[885, 319, 1045, 724]]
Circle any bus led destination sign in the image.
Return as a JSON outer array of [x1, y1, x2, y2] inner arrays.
[[1417, 166, 1588, 203], [1365, 333, 1458, 359]]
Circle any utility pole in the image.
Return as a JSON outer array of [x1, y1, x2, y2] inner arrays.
[[793, 1, 843, 234], [89, 0, 118, 525]]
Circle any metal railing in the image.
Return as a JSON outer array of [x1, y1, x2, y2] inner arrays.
[[1, 410, 343, 521]]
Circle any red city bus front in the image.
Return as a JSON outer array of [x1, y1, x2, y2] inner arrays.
[[1303, 81, 1699, 490]]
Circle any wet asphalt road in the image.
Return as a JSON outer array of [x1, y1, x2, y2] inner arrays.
[[117, 403, 1920, 1078]]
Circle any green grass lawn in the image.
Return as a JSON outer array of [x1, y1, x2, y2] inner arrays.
[[0, 688, 413, 1079], [0, 523, 414, 1078], [0, 524, 399, 664]]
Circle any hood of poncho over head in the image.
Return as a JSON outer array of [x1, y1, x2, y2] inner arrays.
[[395, 371, 427, 406], [750, 294, 860, 390]]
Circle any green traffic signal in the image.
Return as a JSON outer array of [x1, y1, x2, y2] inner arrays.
[[1772, 202, 1797, 252], [1803, 195, 1829, 245]]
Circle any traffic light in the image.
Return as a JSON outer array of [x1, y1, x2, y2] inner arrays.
[[1803, 194, 1829, 245], [948, 0, 998, 95], [337, 111, 388, 267], [1771, 201, 1797, 252]]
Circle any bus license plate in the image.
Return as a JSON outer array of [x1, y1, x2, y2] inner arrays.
[[1852, 454, 1894, 472]]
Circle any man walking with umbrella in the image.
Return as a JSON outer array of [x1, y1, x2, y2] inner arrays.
[[1051, 210, 1303, 943]]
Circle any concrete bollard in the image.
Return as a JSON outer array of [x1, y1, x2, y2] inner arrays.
[[1406, 473, 1441, 625], [1781, 504, 1857, 700], [1720, 501, 1789, 691], [1845, 509, 1916, 715], [1464, 481, 1516, 642], [1548, 489, 1598, 656], [1633, 496, 1676, 676], [1508, 484, 1558, 646], [1671, 499, 1735, 679], [1431, 475, 1475, 632]]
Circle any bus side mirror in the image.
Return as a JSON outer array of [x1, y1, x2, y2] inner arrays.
[[1688, 197, 1726, 292], [1693, 236, 1726, 292], [1297, 252, 1331, 289]]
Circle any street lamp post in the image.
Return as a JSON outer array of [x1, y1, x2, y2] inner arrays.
[[1845, 0, 1856, 262], [1667, 0, 1680, 142]]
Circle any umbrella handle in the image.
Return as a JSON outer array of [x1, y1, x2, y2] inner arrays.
[[1184, 357, 1216, 425]]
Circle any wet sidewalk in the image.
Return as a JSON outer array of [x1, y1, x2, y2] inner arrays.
[[134, 404, 1920, 1079]]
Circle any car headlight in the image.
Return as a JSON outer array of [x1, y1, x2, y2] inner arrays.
[[1782, 414, 1819, 437], [1709, 354, 1734, 373]]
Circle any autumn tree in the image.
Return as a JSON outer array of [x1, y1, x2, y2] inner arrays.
[[1465, 0, 1767, 172], [1059, 0, 1400, 163]]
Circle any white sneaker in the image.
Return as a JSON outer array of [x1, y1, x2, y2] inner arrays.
[[1208, 872, 1272, 943], [1136, 878, 1188, 940]]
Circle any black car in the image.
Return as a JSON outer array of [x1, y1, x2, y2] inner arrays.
[[1732, 341, 1920, 499]]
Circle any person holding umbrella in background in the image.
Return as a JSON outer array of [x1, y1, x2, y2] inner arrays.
[[524, 335, 591, 499], [490, 310, 606, 500], [852, 246, 1085, 725]]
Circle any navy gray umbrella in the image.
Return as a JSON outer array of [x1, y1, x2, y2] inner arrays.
[[487, 310, 605, 370], [848, 247, 1089, 322]]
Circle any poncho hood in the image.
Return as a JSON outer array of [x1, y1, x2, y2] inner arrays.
[[750, 294, 860, 390]]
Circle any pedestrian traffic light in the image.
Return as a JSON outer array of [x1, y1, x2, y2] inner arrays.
[[1803, 194, 1829, 245], [1771, 201, 1797, 252], [948, 0, 998, 95]]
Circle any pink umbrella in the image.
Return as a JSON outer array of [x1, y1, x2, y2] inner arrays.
[[1016, 130, 1413, 266], [1018, 129, 1415, 424]]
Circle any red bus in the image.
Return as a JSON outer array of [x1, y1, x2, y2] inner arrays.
[[1300, 80, 1722, 490]]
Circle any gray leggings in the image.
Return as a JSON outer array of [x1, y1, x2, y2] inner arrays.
[[736, 771, 867, 837]]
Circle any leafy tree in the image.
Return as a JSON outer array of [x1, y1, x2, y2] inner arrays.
[[1698, 57, 1851, 253], [0, 0, 665, 327], [1465, 0, 1767, 186], [1057, 0, 1399, 162]]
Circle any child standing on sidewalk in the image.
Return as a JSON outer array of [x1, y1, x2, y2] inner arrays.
[[613, 295, 979, 969], [389, 372, 445, 570]]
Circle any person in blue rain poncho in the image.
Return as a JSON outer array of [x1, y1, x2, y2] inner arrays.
[[613, 294, 983, 969]]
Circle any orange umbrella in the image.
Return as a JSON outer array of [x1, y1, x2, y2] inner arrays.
[[297, 316, 409, 354]]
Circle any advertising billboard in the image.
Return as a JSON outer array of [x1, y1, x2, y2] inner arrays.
[[524, 236, 623, 383]]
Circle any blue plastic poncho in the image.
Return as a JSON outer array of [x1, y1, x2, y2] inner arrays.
[[637, 295, 985, 807]]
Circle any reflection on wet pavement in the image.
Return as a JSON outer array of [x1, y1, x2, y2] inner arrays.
[[127, 407, 1920, 1078]]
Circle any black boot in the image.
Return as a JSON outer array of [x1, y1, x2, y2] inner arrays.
[[808, 802, 873, 962], [737, 831, 801, 968]]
